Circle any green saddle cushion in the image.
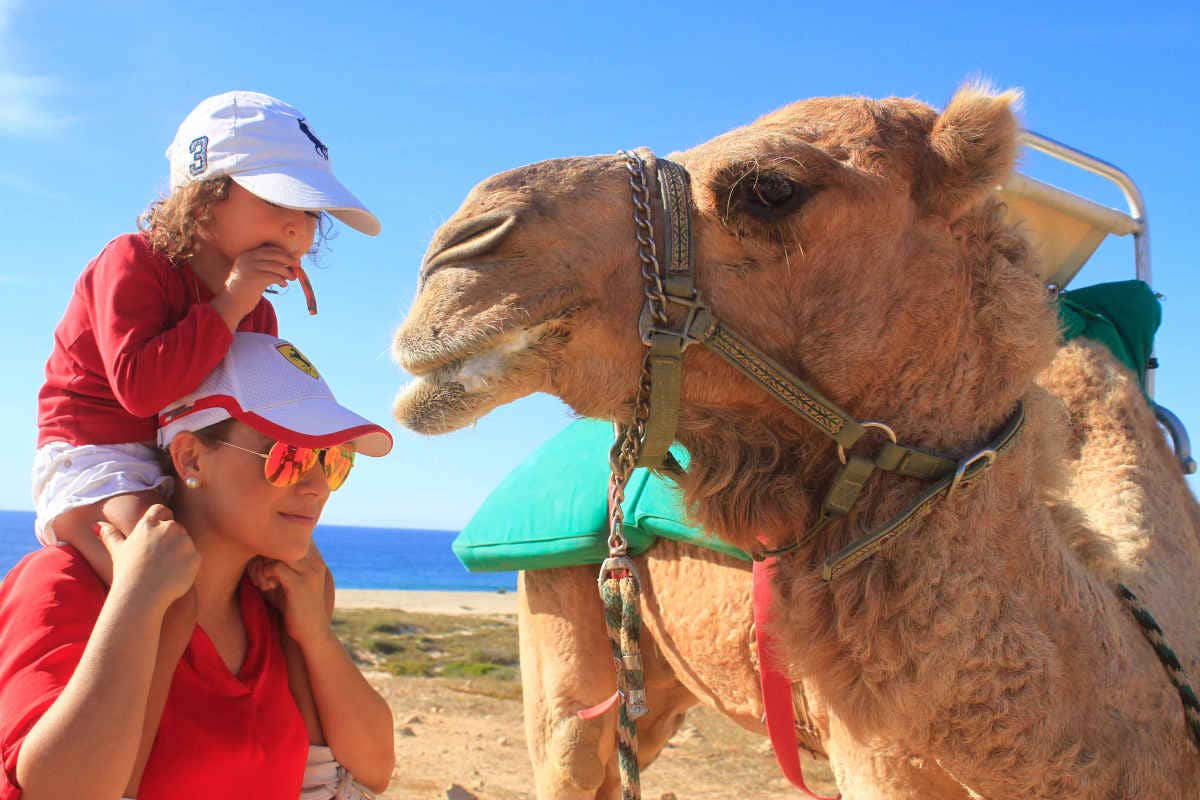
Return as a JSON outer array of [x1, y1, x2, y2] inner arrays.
[[454, 419, 748, 572], [456, 280, 1161, 573], [1058, 280, 1161, 394]]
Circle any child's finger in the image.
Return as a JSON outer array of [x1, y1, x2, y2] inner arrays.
[[245, 248, 300, 272], [94, 522, 126, 554]]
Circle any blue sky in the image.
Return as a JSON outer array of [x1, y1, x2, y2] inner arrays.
[[1, 0, 1196, 529]]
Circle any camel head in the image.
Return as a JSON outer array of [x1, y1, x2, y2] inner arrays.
[[394, 86, 1057, 491]]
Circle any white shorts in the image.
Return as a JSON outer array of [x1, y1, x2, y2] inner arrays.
[[31, 442, 174, 546]]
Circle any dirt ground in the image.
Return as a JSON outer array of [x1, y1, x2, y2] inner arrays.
[[334, 609, 838, 800]]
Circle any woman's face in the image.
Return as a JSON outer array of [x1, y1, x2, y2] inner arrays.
[[184, 420, 332, 563]]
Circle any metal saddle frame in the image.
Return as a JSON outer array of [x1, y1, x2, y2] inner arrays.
[[998, 131, 1194, 474]]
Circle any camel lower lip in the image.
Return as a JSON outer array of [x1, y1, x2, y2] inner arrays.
[[397, 325, 543, 378]]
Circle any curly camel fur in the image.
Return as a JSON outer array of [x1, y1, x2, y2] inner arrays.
[[393, 86, 1200, 798]]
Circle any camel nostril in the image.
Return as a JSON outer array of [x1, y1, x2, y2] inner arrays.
[[421, 210, 518, 280]]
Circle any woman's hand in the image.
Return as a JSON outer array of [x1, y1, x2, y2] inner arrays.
[[252, 545, 394, 790], [248, 545, 333, 646], [97, 504, 200, 616]]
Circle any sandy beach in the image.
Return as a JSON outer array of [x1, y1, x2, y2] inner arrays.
[[335, 588, 517, 616], [330, 598, 837, 799]]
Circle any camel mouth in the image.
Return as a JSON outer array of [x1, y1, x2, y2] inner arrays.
[[393, 324, 552, 434], [417, 326, 542, 386], [394, 294, 582, 377], [394, 320, 541, 378]]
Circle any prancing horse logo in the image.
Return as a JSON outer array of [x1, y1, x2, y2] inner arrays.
[[297, 118, 329, 160], [276, 343, 320, 380]]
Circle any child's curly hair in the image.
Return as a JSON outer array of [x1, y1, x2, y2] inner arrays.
[[138, 176, 331, 264], [138, 176, 233, 263]]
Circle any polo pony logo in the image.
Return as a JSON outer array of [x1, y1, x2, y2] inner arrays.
[[297, 118, 329, 160], [276, 343, 320, 380]]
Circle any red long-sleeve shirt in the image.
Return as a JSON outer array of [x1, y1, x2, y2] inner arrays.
[[37, 233, 277, 447]]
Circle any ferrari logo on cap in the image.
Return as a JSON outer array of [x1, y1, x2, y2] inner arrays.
[[276, 344, 320, 380]]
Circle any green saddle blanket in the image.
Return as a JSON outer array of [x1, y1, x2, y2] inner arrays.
[[1057, 280, 1160, 395], [454, 420, 747, 571], [454, 280, 1161, 572]]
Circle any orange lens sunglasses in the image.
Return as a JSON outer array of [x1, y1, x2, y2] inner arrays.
[[216, 439, 355, 490]]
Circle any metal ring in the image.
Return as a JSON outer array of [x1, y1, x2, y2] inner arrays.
[[947, 449, 998, 498], [836, 421, 897, 464]]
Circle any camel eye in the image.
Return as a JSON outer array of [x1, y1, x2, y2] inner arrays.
[[750, 174, 795, 208], [713, 166, 815, 225]]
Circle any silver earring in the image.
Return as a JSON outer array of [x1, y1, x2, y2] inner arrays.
[[185, 476, 201, 490]]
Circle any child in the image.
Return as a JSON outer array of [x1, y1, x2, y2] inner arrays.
[[33, 89, 380, 577]]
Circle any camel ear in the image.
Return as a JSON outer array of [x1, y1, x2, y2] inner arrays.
[[921, 84, 1022, 220]]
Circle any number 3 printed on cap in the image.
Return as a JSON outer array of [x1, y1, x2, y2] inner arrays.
[[188, 136, 209, 177]]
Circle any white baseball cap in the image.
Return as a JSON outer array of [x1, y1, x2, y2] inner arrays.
[[166, 91, 381, 236], [158, 332, 393, 457]]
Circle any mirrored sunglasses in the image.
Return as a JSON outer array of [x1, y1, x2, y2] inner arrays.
[[215, 439, 356, 490]]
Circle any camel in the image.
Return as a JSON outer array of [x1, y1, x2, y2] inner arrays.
[[513, 336, 1184, 800], [392, 86, 1200, 798]]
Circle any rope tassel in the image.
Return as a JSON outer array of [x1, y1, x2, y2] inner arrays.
[[599, 559, 646, 800]]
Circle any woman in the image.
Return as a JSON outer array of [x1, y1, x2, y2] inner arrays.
[[0, 333, 395, 800]]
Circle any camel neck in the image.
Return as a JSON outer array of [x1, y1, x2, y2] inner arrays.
[[684, 394, 1139, 795]]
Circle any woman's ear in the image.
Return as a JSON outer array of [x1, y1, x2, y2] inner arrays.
[[170, 432, 206, 484], [919, 82, 1022, 221]]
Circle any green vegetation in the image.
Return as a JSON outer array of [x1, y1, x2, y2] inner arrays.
[[332, 609, 521, 699]]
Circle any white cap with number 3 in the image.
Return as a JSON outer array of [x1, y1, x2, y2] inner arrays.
[[166, 90, 380, 236]]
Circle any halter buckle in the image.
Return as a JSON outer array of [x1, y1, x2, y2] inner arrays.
[[638, 290, 713, 350]]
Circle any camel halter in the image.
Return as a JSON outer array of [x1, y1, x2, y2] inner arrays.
[[612, 149, 1025, 577], [595, 149, 1026, 800]]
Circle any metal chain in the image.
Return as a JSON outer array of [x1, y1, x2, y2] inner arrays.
[[619, 151, 669, 326], [607, 151, 671, 558], [607, 362, 652, 555]]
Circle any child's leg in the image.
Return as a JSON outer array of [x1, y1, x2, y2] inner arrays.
[[52, 490, 161, 586]]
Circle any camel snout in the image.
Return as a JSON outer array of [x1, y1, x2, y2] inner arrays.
[[421, 210, 518, 282]]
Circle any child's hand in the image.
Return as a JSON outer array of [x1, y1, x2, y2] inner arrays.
[[248, 546, 334, 646], [97, 504, 200, 616], [212, 244, 300, 328]]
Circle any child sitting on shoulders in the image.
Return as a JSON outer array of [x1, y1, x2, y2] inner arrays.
[[34, 89, 380, 576]]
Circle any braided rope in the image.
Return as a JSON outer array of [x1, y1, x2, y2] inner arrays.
[[1116, 583, 1200, 748], [602, 574, 647, 800]]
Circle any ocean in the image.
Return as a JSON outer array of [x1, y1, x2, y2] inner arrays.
[[0, 509, 516, 592]]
